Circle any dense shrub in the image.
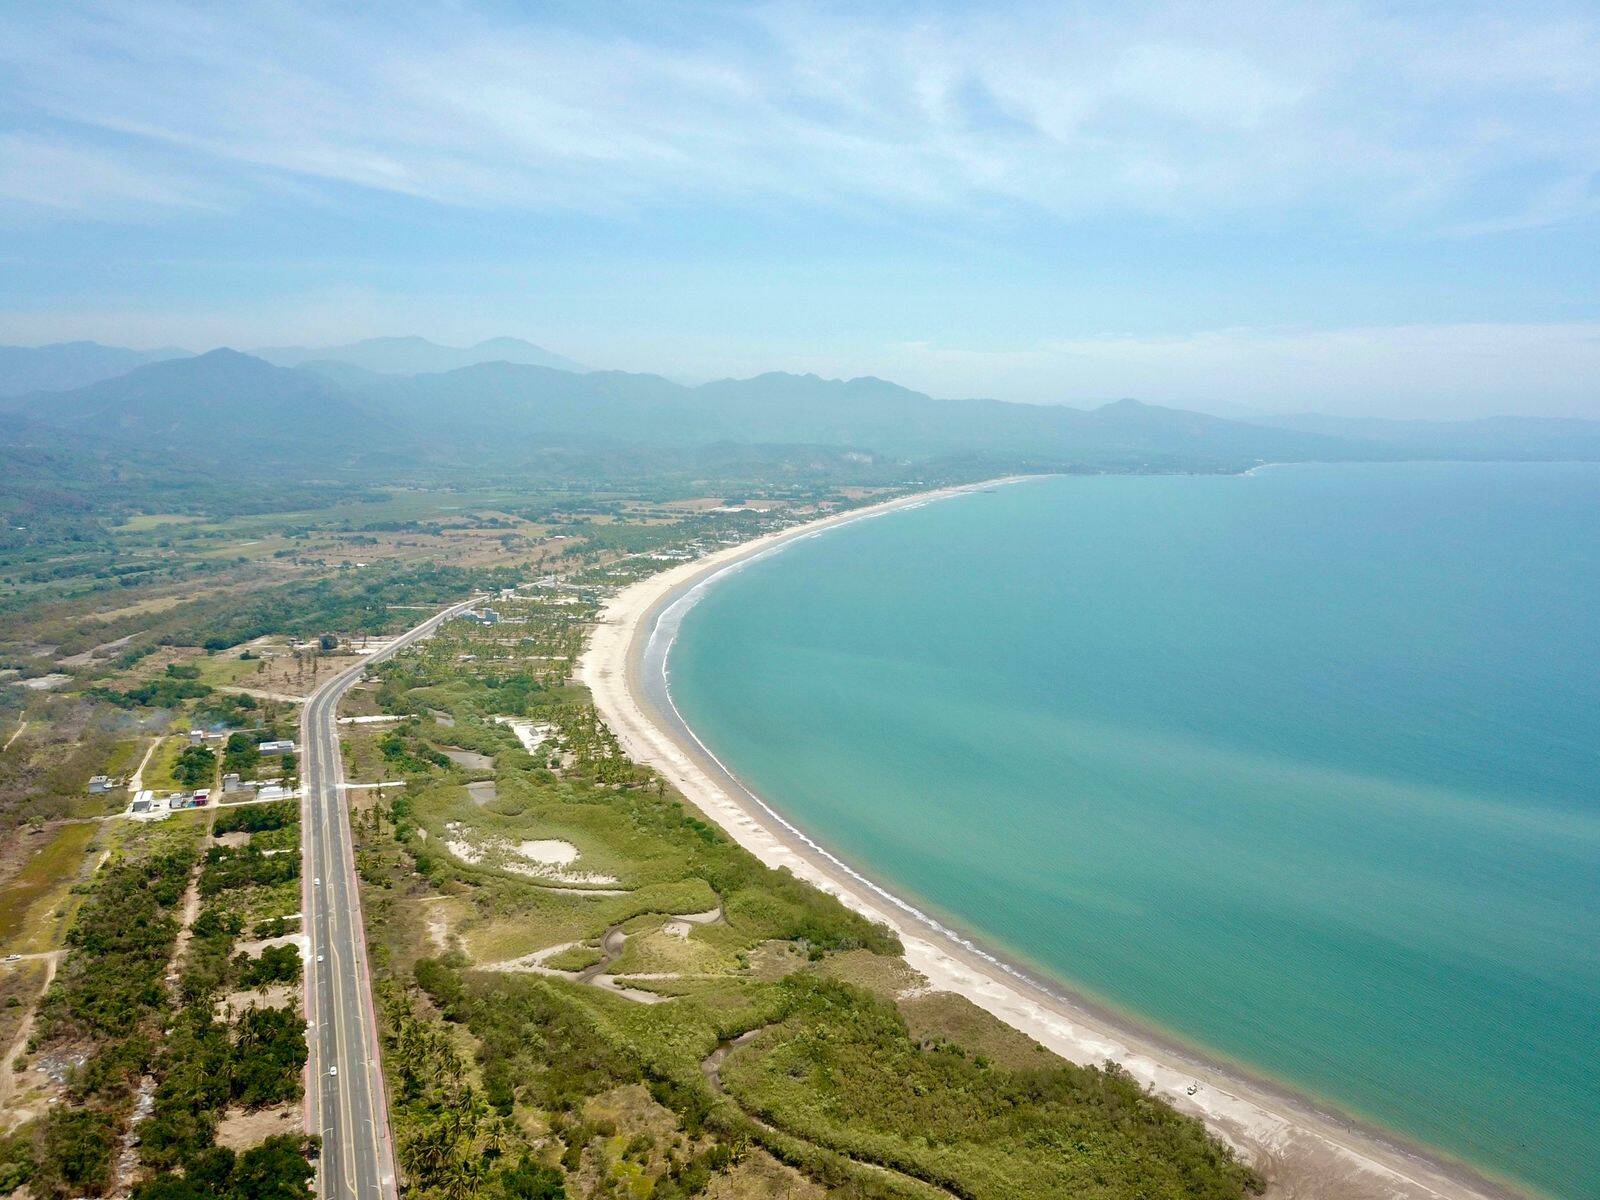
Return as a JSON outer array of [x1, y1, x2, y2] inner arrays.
[[233, 944, 301, 990], [172, 746, 216, 787], [199, 845, 298, 897], [213, 800, 296, 835], [36, 1109, 116, 1199]]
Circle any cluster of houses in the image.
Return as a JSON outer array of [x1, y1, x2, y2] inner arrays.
[[129, 788, 211, 816], [116, 735, 299, 820]]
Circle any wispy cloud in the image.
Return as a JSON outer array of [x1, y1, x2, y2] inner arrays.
[[1, 0, 1596, 231], [0, 132, 223, 223]]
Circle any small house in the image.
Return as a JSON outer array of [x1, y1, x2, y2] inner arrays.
[[87, 775, 112, 794], [258, 739, 295, 756]]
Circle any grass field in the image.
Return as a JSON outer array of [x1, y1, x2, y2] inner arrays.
[[140, 734, 197, 795], [112, 513, 209, 532], [193, 653, 266, 688], [0, 822, 101, 954]]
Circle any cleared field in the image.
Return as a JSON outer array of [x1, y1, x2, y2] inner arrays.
[[112, 513, 209, 531], [193, 653, 267, 688], [139, 734, 191, 794]]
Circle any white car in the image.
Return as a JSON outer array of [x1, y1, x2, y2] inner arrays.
[[314, 877, 321, 886], [328, 1065, 337, 1077], [316, 954, 324, 963]]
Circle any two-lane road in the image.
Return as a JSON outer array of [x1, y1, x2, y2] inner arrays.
[[301, 597, 482, 1200]]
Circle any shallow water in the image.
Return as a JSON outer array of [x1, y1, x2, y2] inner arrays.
[[668, 463, 1600, 1199]]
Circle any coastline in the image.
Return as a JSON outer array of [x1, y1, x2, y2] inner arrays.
[[578, 478, 1524, 1200]]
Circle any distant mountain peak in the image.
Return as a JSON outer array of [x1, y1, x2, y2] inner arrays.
[[252, 335, 587, 376], [471, 336, 550, 352]]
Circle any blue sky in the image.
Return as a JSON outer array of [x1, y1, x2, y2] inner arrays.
[[1, 0, 1597, 416]]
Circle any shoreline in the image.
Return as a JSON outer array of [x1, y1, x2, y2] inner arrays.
[[578, 477, 1524, 1200]]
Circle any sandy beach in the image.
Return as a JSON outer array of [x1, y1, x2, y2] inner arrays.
[[579, 478, 1522, 1200]]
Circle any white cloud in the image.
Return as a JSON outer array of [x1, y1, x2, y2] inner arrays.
[[0, 0, 1595, 230]]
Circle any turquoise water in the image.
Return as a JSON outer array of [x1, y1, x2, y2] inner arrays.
[[668, 463, 1600, 1200]]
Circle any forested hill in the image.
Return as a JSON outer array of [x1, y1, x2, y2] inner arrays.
[[367, 364, 1370, 466]]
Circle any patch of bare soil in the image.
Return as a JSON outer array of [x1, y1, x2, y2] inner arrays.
[[702, 1148, 826, 1199], [214, 1102, 301, 1150]]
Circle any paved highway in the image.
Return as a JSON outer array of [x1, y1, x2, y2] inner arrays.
[[301, 597, 481, 1200]]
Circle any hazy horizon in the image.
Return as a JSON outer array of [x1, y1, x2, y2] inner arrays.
[[3, 1, 1598, 419], [8, 334, 1600, 425]]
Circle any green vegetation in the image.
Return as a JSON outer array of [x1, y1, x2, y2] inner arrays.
[[230, 1005, 308, 1107], [0, 1128, 35, 1194], [172, 745, 216, 787], [17, 823, 202, 1197], [172, 562, 523, 652], [200, 843, 298, 897], [132, 1136, 316, 1200], [0, 726, 138, 829], [35, 836, 195, 1070], [37, 1109, 117, 1199], [0, 821, 98, 953], [136, 809, 312, 1193], [724, 975, 1248, 1199], [213, 799, 296, 835], [87, 677, 212, 709], [0, 468, 893, 1199], [234, 943, 301, 990], [1, 787, 313, 1198], [139, 736, 195, 797], [222, 732, 262, 776]]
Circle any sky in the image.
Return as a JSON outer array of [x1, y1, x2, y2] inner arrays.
[[1, 0, 1598, 418]]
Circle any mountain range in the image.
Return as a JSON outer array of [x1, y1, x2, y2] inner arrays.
[[1, 345, 1596, 491], [0, 335, 586, 399]]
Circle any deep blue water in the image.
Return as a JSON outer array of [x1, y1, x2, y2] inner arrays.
[[668, 463, 1600, 1199]]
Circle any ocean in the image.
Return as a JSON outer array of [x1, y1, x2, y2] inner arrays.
[[665, 462, 1600, 1200]]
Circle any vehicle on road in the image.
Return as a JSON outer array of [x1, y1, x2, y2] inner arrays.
[[328, 1065, 337, 1077]]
